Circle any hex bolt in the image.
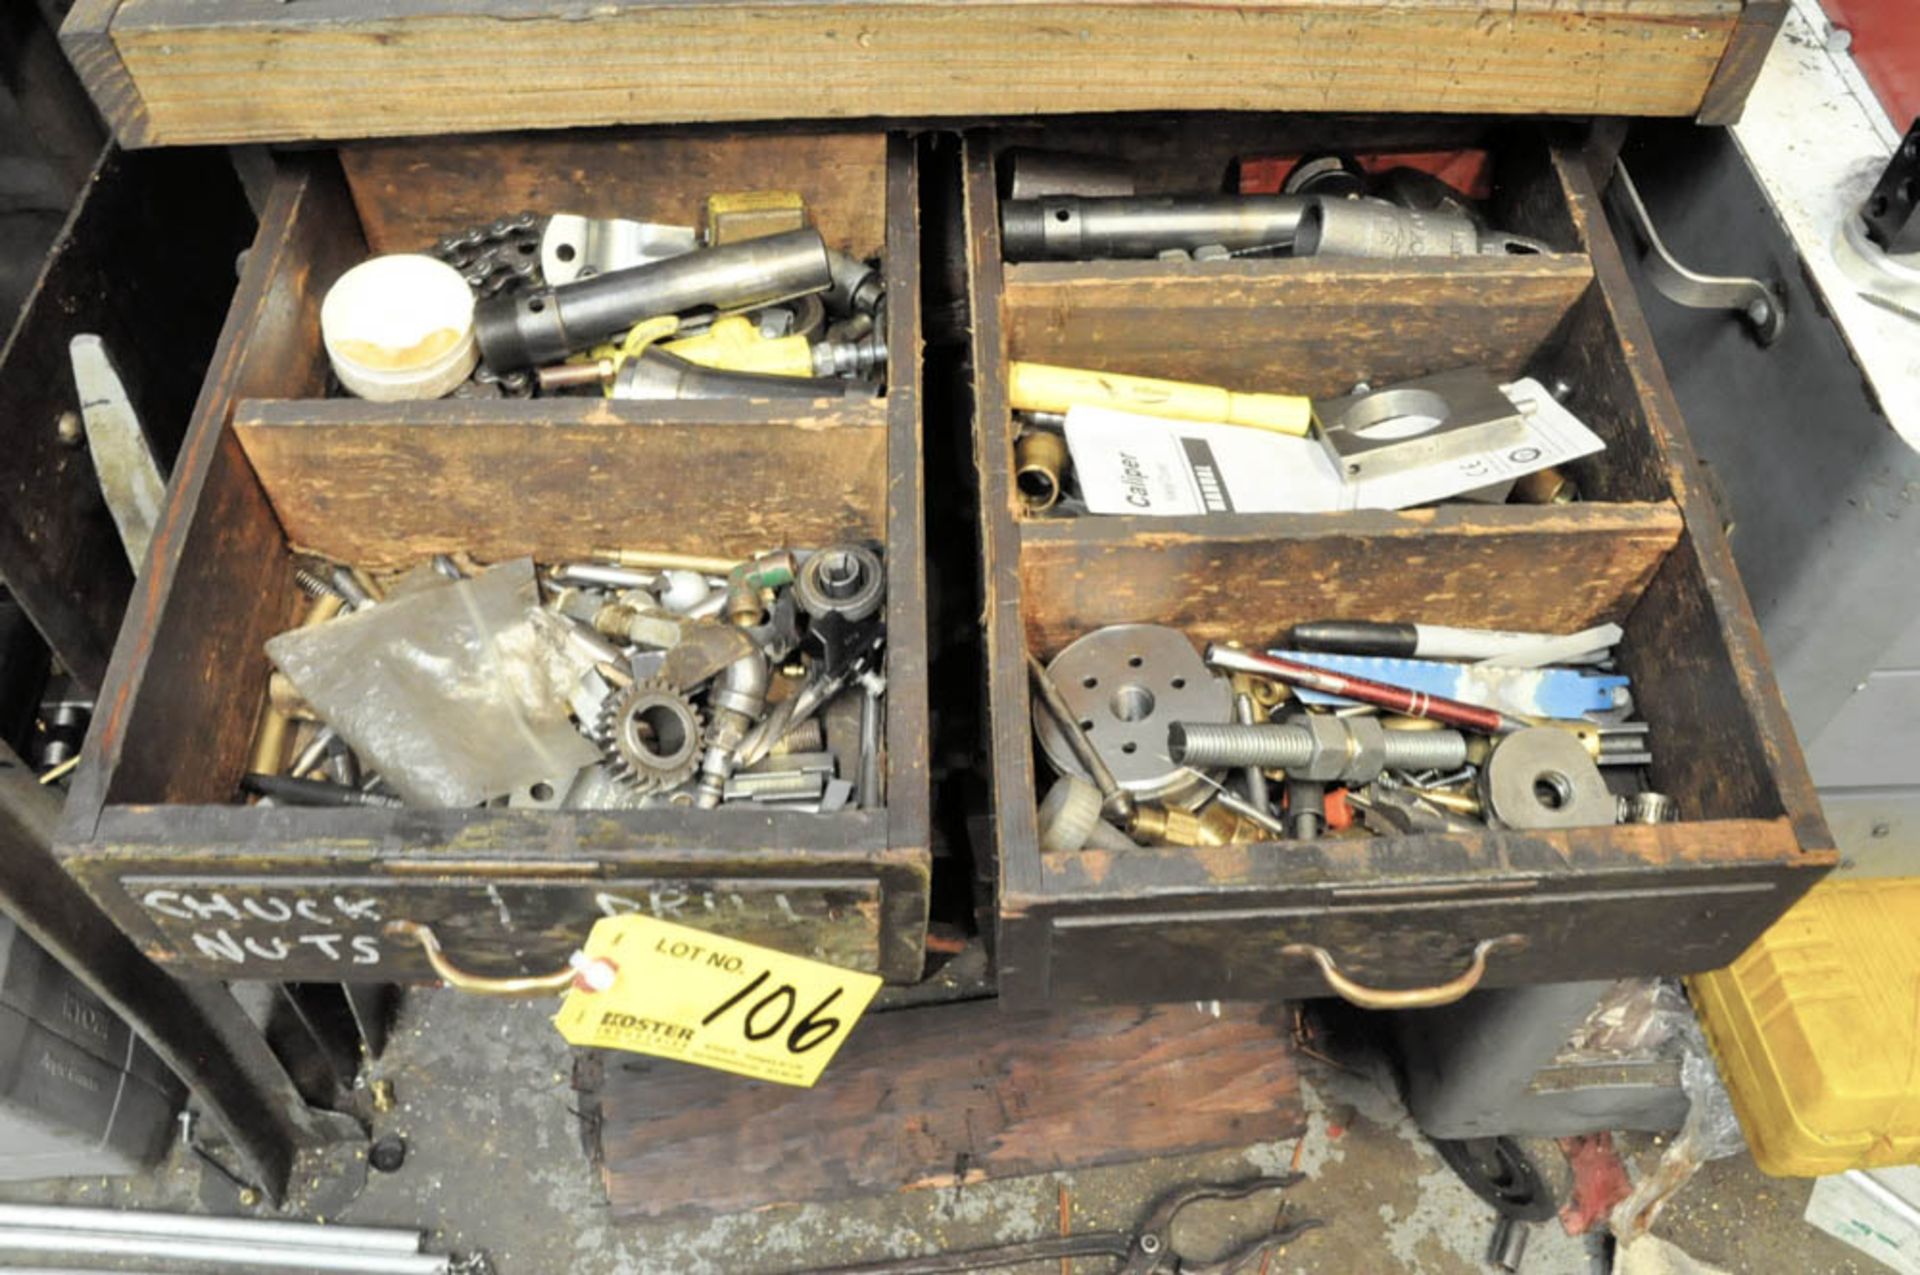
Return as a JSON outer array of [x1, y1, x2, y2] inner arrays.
[[1168, 716, 1467, 783]]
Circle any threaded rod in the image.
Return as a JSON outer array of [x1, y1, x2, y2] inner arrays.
[[1168, 719, 1467, 781]]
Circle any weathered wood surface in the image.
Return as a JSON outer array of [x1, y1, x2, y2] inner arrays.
[[1017, 505, 1683, 654], [1004, 257, 1594, 399], [965, 126, 1834, 1010], [341, 131, 888, 260], [1549, 148, 1831, 848], [234, 399, 890, 567], [592, 999, 1304, 1220], [1019, 819, 1812, 1002], [63, 155, 362, 822], [70, 0, 1757, 150], [67, 804, 934, 982], [1697, 0, 1790, 126], [880, 135, 933, 955]]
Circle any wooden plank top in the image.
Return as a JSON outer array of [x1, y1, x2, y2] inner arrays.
[[67, 0, 1773, 148], [588, 999, 1304, 1221]]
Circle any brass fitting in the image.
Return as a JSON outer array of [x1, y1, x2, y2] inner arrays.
[[1129, 801, 1267, 847], [1511, 466, 1580, 505], [1014, 430, 1068, 513], [1410, 786, 1482, 816]]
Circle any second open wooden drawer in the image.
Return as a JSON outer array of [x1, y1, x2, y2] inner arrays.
[[964, 118, 1835, 1009]]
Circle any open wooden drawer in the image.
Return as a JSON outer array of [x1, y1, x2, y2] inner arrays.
[[964, 118, 1836, 1008], [56, 129, 931, 985]]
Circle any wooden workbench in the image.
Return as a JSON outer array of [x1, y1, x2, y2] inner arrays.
[[63, 0, 1785, 149]]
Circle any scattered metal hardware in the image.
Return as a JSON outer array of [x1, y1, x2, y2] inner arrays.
[[1170, 715, 1468, 783], [1511, 465, 1580, 505], [242, 772, 405, 809], [1014, 429, 1068, 512], [1286, 776, 1327, 840], [795, 544, 885, 622], [1607, 162, 1784, 345], [69, 334, 166, 571], [540, 214, 697, 286], [1480, 727, 1616, 830], [1282, 154, 1369, 198], [432, 211, 544, 298], [1619, 791, 1679, 824], [1035, 618, 1662, 850], [1233, 690, 1271, 814], [826, 250, 885, 316], [598, 678, 706, 792], [1032, 625, 1231, 806], [33, 686, 91, 770], [1001, 147, 1137, 200], [724, 768, 826, 803], [474, 227, 835, 372], [251, 548, 886, 817], [1001, 194, 1310, 262], [857, 674, 884, 809], [1294, 197, 1552, 259], [810, 330, 889, 378], [795, 1174, 1320, 1274], [1314, 367, 1532, 485], [610, 348, 875, 401]]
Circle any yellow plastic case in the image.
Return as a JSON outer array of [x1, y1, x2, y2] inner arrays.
[[1690, 878, 1920, 1177]]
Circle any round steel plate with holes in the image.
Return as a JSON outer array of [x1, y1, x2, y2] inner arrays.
[[1481, 726, 1616, 829], [1034, 624, 1231, 804]]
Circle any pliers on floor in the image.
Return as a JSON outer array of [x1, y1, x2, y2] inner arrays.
[[793, 1173, 1323, 1274]]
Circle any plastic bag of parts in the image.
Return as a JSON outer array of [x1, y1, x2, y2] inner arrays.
[[1610, 998, 1748, 1242], [266, 558, 601, 806], [1556, 978, 1694, 1065]]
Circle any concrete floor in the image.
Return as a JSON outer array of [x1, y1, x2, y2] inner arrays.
[[0, 989, 1881, 1274]]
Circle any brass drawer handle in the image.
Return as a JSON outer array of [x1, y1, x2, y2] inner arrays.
[[385, 920, 578, 996], [1281, 935, 1527, 1010]]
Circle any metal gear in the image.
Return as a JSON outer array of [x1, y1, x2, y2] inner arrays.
[[596, 677, 706, 793]]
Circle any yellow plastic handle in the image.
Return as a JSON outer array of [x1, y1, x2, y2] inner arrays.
[[1281, 935, 1527, 1009], [385, 920, 577, 997], [665, 314, 816, 378], [1008, 361, 1312, 436]]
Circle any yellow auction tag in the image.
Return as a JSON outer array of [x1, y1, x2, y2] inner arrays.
[[552, 916, 882, 1087]]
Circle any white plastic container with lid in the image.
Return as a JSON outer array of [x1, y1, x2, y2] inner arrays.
[[320, 254, 479, 401]]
